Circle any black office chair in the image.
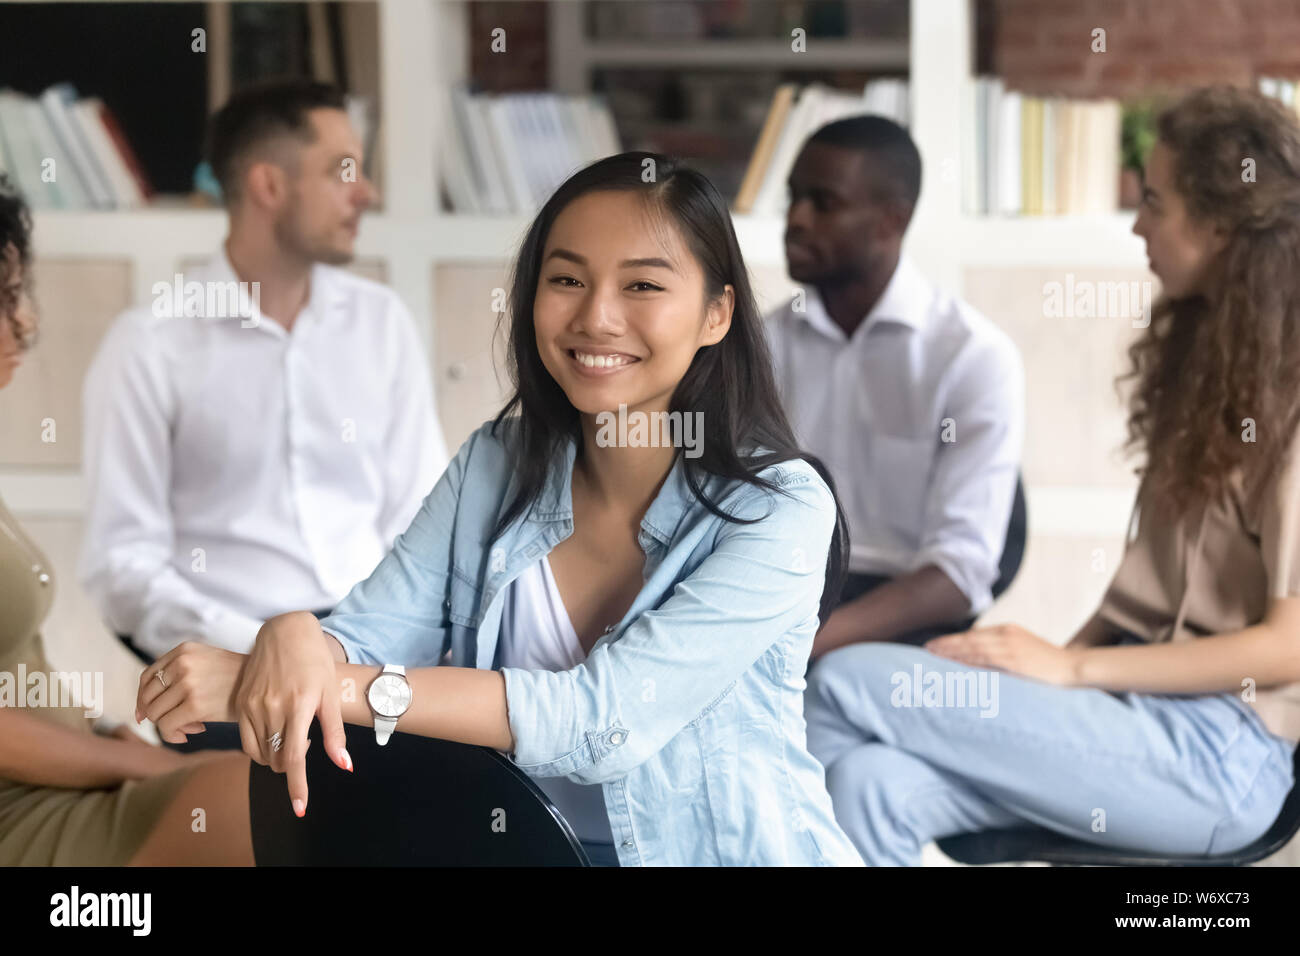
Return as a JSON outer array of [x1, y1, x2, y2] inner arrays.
[[989, 474, 1027, 602], [115, 632, 154, 666], [249, 718, 590, 865], [937, 745, 1300, 866]]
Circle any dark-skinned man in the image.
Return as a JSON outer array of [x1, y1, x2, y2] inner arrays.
[[764, 115, 1026, 664]]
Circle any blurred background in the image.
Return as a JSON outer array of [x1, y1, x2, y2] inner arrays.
[[0, 0, 1294, 862]]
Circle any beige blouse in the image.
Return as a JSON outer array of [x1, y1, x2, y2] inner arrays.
[[1097, 439, 1300, 744]]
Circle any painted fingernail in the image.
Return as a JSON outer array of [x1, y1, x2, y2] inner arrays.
[[293, 799, 305, 818], [339, 748, 353, 772]]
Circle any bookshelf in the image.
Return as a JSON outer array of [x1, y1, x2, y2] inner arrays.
[[1, 0, 1287, 848], [18, 5, 1143, 258], [13, 10, 1300, 871], [548, 0, 909, 92], [0, 0, 1171, 775], [9, 0, 1144, 538]]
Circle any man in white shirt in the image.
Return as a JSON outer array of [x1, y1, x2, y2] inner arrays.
[[765, 115, 1026, 660], [80, 81, 447, 747]]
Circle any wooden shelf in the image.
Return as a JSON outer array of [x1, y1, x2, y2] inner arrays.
[[31, 207, 1145, 269], [954, 212, 1145, 268], [581, 38, 908, 71]]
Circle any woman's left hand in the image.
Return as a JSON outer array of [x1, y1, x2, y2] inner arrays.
[[924, 623, 1081, 686], [134, 642, 247, 744]]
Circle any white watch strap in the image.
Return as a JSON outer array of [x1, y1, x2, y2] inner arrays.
[[373, 664, 408, 746]]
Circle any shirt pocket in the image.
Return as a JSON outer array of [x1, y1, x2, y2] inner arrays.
[[867, 433, 935, 537]]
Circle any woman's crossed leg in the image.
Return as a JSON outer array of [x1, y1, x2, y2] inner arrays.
[[804, 642, 1291, 865]]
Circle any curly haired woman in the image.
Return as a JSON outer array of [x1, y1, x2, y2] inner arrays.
[[803, 86, 1300, 865]]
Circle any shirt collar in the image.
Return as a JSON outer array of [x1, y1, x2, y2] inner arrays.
[[194, 246, 339, 332], [791, 255, 931, 342], [528, 429, 693, 548]]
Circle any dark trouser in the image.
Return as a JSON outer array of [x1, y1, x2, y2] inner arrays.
[[835, 573, 977, 647], [147, 607, 335, 754], [162, 719, 247, 753], [580, 841, 621, 867]]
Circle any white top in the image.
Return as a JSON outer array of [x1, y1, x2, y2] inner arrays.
[[498, 555, 616, 846], [764, 256, 1025, 615], [78, 249, 448, 658]]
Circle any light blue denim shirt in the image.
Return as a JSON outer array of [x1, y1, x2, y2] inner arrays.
[[319, 418, 864, 866]]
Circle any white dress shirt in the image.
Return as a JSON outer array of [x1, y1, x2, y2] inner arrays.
[[79, 249, 448, 658], [764, 255, 1025, 616]]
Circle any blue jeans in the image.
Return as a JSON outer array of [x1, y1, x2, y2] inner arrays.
[[581, 841, 620, 867], [804, 640, 1297, 865]]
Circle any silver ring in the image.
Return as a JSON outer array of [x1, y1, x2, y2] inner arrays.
[[155, 669, 168, 689], [268, 731, 283, 753]]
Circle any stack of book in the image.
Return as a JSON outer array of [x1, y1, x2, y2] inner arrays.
[[964, 77, 1121, 216], [733, 80, 909, 215], [0, 83, 152, 209], [439, 88, 622, 215]]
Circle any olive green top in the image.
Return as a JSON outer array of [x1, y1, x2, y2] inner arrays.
[[0, 494, 192, 865]]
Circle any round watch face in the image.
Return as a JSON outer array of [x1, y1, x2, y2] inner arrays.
[[368, 673, 412, 719]]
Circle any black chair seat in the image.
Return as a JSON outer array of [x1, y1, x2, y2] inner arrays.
[[249, 719, 589, 866], [937, 746, 1300, 866]]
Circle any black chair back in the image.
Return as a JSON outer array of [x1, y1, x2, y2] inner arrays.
[[115, 632, 155, 666], [249, 719, 589, 866], [990, 474, 1027, 600], [938, 744, 1300, 866]]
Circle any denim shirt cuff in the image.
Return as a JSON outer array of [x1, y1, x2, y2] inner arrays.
[[320, 624, 362, 665], [500, 666, 631, 779]]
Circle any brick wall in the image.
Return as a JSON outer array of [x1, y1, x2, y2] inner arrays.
[[469, 0, 549, 93], [984, 0, 1300, 98]]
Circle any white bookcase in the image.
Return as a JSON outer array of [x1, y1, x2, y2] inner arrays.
[[20, 9, 1300, 867], [4, 2, 1218, 790], [9, 0, 1145, 541]]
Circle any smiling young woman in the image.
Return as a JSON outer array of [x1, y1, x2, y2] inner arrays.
[[141, 151, 864, 866]]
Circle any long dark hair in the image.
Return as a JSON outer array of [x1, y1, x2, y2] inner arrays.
[[486, 151, 849, 626], [1120, 86, 1300, 521]]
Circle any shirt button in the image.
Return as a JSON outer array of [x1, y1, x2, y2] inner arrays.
[[621, 840, 634, 848], [609, 731, 625, 746]]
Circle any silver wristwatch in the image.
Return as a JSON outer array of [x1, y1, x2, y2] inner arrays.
[[366, 664, 412, 746]]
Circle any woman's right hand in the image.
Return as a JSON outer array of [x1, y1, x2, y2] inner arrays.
[[235, 611, 352, 817]]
